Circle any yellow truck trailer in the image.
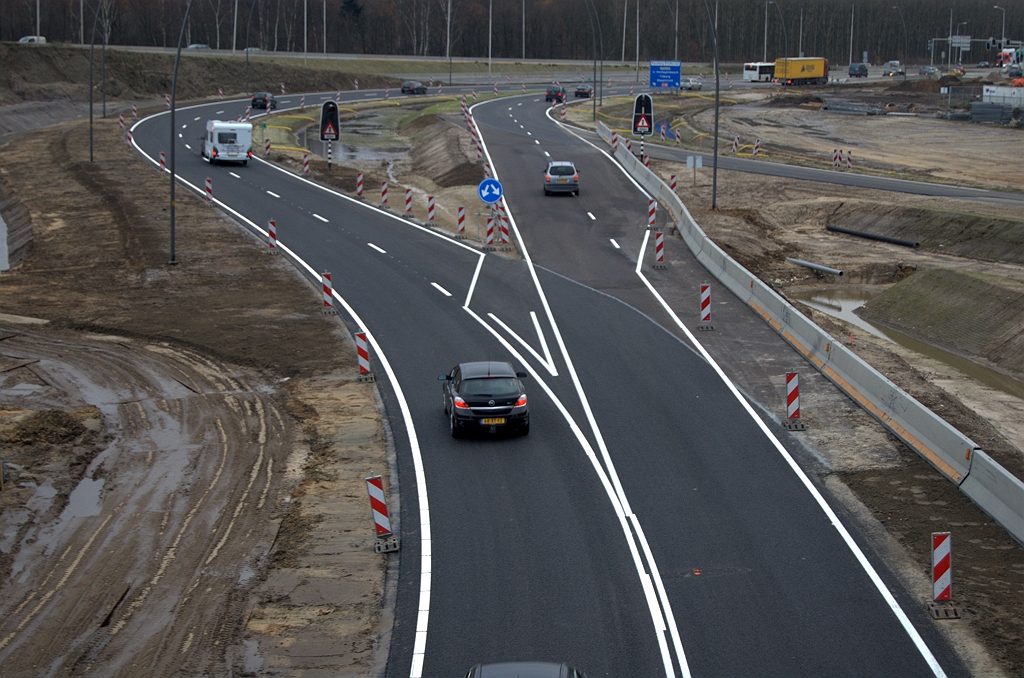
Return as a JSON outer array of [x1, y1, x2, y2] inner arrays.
[[773, 57, 830, 85]]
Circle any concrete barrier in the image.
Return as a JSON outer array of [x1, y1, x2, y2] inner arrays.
[[596, 122, 1023, 545]]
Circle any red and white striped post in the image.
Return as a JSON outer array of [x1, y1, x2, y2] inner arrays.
[[625, 139, 632, 153], [660, 126, 665, 143], [732, 136, 740, 154], [264, 137, 271, 157], [354, 78, 358, 90], [380, 181, 388, 207], [159, 151, 166, 172], [675, 133, 681, 146], [244, 105, 251, 121], [846, 150, 853, 170], [165, 93, 171, 109], [476, 139, 484, 162], [629, 84, 634, 95], [205, 177, 213, 203], [437, 83, 443, 95], [404, 187, 413, 216], [833, 149, 841, 169], [670, 175, 678, 193], [280, 83, 285, 95], [484, 162, 492, 178], [355, 172, 364, 198], [643, 155, 650, 168], [493, 83, 499, 97], [300, 95, 306, 107], [456, 205, 466, 238], [653, 231, 667, 269], [131, 103, 137, 118], [303, 152, 310, 175], [472, 90, 477, 102], [647, 199, 656, 229], [427, 195, 436, 222], [699, 283, 712, 329], [384, 87, 389, 99], [366, 475, 399, 553], [560, 106, 566, 122], [485, 210, 495, 247], [786, 372, 800, 419], [267, 219, 278, 252], [932, 532, 952, 602], [522, 83, 527, 93], [336, 90, 342, 102], [126, 130, 133, 148], [499, 203, 510, 245], [356, 332, 373, 380], [118, 113, 124, 131], [217, 88, 223, 101], [612, 132, 619, 150], [753, 138, 761, 156], [429, 76, 434, 86], [321, 272, 337, 315]]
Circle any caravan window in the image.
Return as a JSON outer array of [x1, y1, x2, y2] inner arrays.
[[217, 131, 237, 144]]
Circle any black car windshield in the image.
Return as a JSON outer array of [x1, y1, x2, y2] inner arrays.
[[549, 166, 575, 176], [460, 377, 519, 396]]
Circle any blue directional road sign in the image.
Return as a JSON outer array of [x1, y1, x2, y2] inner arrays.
[[478, 177, 503, 204], [649, 60, 682, 89]]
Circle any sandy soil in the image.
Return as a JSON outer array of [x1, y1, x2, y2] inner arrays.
[[0, 113, 389, 675]]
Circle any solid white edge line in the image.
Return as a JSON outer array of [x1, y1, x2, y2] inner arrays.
[[368, 243, 387, 254], [470, 97, 687, 678], [463, 306, 677, 677], [465, 252, 486, 307], [530, 311, 557, 375], [313, 213, 329, 222], [431, 282, 453, 297], [487, 312, 556, 376], [130, 103, 435, 678]]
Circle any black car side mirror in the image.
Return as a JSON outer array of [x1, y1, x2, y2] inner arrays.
[[516, 372, 528, 378], [438, 374, 451, 380]]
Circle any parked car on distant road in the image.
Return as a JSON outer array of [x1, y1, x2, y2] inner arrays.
[[401, 80, 427, 94], [543, 160, 579, 196], [250, 91, 277, 110], [978, 61, 991, 69], [848, 63, 868, 77], [574, 84, 594, 98], [186, 43, 210, 50], [918, 66, 940, 76], [243, 46, 261, 52], [682, 77, 702, 90], [545, 85, 566, 103], [18, 35, 46, 44]]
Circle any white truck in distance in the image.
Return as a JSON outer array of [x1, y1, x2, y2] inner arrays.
[[201, 120, 253, 165]]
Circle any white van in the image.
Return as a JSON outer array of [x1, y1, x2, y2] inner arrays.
[[18, 36, 46, 44], [201, 120, 253, 165]]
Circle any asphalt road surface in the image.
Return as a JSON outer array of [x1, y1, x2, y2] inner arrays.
[[131, 88, 968, 677]]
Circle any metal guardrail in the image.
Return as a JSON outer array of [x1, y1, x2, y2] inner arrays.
[[596, 121, 1024, 547]]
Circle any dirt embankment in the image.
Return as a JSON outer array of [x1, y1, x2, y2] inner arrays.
[[0, 42, 399, 105], [0, 109, 390, 673]]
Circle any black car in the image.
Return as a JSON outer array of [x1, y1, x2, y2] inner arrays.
[[574, 84, 593, 98], [251, 92, 277, 110], [440, 361, 529, 437], [848, 63, 868, 77], [464, 663, 586, 678], [545, 85, 566, 103], [401, 80, 428, 95]]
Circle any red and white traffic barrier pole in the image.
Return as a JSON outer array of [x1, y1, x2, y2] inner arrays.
[[522, 83, 526, 93], [456, 205, 466, 238], [300, 95, 305, 107], [625, 139, 632, 153], [280, 83, 285, 95], [647, 199, 656, 229], [356, 172, 364, 198], [404, 187, 413, 217], [932, 532, 952, 601], [336, 90, 342, 102], [131, 103, 137, 118], [653, 231, 667, 269], [476, 139, 484, 162], [612, 132, 619, 150], [484, 162, 492, 178], [699, 283, 713, 330], [321, 272, 337, 315], [118, 113, 124, 131], [846, 150, 853, 170], [427, 195, 436, 222], [753, 138, 761, 157], [303, 152, 310, 175], [660, 126, 665, 143], [670, 175, 677, 193], [732, 136, 740, 154], [833, 149, 841, 169], [783, 372, 807, 430], [356, 332, 374, 381], [159, 151, 166, 172], [126, 130, 133, 148], [381, 180, 388, 207], [165, 93, 171, 109], [366, 475, 399, 552], [643, 155, 650, 168], [265, 137, 271, 157], [560, 106, 566, 122], [354, 78, 358, 90], [244, 105, 251, 121], [499, 203, 510, 245], [493, 83, 498, 97], [437, 83, 443, 95], [205, 177, 212, 203], [629, 84, 634, 95], [485, 210, 495, 247], [384, 87, 389, 99], [217, 88, 223, 101], [267, 219, 278, 252]]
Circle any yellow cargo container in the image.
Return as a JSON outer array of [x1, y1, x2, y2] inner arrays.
[[773, 58, 830, 85]]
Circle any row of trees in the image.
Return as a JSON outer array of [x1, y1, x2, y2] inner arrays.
[[1, 0, 1019, 65]]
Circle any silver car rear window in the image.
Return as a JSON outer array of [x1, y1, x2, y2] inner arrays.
[[549, 166, 575, 176]]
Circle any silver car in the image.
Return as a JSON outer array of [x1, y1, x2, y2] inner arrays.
[[682, 77, 702, 91], [543, 161, 579, 196]]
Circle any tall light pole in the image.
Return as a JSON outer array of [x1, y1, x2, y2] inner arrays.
[[522, 0, 526, 59], [580, 0, 603, 120], [763, 1, 768, 61], [36, 0, 40, 38], [304, 0, 308, 66], [700, 0, 720, 209], [634, 0, 639, 80], [488, 0, 493, 78], [674, 0, 679, 61], [244, 0, 259, 94], [849, 4, 855, 66], [324, 0, 327, 53], [893, 4, 909, 79], [621, 0, 627, 62], [769, 0, 787, 58], [994, 5, 1006, 45], [798, 7, 803, 57], [232, 0, 239, 54], [956, 21, 968, 65], [170, 0, 196, 265]]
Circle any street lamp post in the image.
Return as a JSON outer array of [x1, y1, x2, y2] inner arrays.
[[581, 0, 604, 121], [244, 0, 259, 95], [768, 0, 788, 58], [956, 21, 968, 65], [893, 4, 909, 80], [169, 0, 196, 265], [763, 1, 768, 61], [700, 0, 721, 209], [994, 5, 1006, 45]]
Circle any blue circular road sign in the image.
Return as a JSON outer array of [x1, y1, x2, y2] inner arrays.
[[478, 178, 503, 204]]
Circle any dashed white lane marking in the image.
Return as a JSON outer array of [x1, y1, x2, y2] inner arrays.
[[587, 212, 596, 220], [610, 238, 620, 249], [518, 102, 523, 106], [185, 144, 192, 150], [267, 190, 280, 198], [520, 125, 524, 129], [216, 110, 224, 114], [527, 131, 532, 136], [313, 213, 328, 222], [193, 116, 201, 121], [534, 140, 540, 144], [368, 243, 387, 254], [364, 93, 374, 97], [431, 282, 452, 297], [229, 172, 240, 178], [182, 124, 187, 129], [544, 151, 550, 157], [177, 133, 183, 138]]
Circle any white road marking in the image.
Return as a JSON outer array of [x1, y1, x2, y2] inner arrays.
[[178, 133, 183, 138], [229, 172, 240, 178], [185, 144, 192, 150], [527, 131, 532, 136], [280, 99, 291, 103], [216, 110, 224, 114], [367, 242, 386, 253], [518, 102, 523, 106], [364, 93, 374, 97], [313, 213, 328, 222], [610, 238, 620, 249], [534, 140, 539, 144], [431, 282, 452, 297], [587, 212, 596, 220], [182, 124, 187, 129], [266, 190, 280, 198], [544, 151, 550, 157], [487, 312, 557, 377], [465, 252, 486, 307], [193, 116, 201, 121]]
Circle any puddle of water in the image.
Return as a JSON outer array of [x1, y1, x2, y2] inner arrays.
[[238, 564, 255, 585], [26, 483, 57, 513], [242, 639, 263, 674], [790, 287, 1024, 401], [40, 477, 105, 557]]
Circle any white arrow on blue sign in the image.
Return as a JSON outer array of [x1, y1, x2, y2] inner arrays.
[[478, 178, 503, 204]]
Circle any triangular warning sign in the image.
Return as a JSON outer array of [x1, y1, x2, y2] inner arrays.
[[635, 115, 650, 132], [322, 121, 338, 137]]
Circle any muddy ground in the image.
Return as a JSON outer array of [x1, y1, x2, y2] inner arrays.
[[0, 112, 391, 675]]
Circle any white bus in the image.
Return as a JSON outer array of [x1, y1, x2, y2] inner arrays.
[[743, 62, 775, 82]]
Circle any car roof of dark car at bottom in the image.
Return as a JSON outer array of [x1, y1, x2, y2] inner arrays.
[[460, 361, 517, 379], [473, 662, 571, 678]]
